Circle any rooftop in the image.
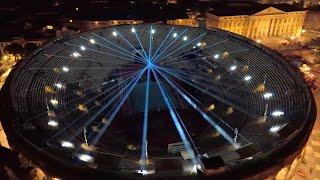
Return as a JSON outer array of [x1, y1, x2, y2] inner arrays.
[[205, 2, 305, 16]]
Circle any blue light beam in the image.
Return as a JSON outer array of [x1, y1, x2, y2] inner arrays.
[[91, 67, 147, 145], [152, 68, 199, 166], [91, 33, 146, 62], [141, 68, 151, 169], [151, 29, 188, 63], [153, 32, 206, 64], [150, 27, 174, 61], [133, 30, 148, 61], [155, 67, 236, 146]]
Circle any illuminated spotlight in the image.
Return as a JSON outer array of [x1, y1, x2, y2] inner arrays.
[[213, 54, 220, 59], [151, 29, 155, 34], [62, 66, 69, 72], [131, 27, 136, 33], [112, 31, 118, 37], [263, 92, 273, 99], [78, 154, 94, 163], [50, 99, 59, 106], [244, 75, 252, 81], [269, 125, 281, 133], [55, 83, 63, 89], [271, 111, 284, 117], [61, 141, 74, 148], [80, 45, 86, 51], [136, 169, 154, 176], [229, 65, 237, 71], [89, 39, 96, 44], [196, 42, 202, 47], [72, 52, 81, 58], [48, 120, 59, 127], [183, 36, 188, 41], [173, 32, 178, 38]]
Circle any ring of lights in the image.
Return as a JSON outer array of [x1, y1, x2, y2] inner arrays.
[[0, 24, 316, 179]]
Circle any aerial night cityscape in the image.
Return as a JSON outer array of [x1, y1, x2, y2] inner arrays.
[[0, 0, 320, 180]]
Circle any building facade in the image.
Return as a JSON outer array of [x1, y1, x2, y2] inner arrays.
[[206, 6, 306, 39], [304, 10, 320, 31], [167, 11, 199, 27], [167, 19, 198, 27]]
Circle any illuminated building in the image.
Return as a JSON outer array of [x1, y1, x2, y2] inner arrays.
[[205, 3, 306, 39], [167, 12, 200, 27], [0, 24, 315, 179]]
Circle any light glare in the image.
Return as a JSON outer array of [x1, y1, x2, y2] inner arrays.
[[55, 83, 63, 89], [230, 65, 237, 71], [269, 125, 281, 133], [244, 75, 252, 81], [173, 32, 178, 38], [89, 39, 95, 44], [48, 120, 59, 127], [271, 111, 284, 117], [50, 99, 58, 106], [78, 154, 94, 162], [263, 92, 273, 99], [61, 141, 74, 148], [72, 52, 81, 58], [62, 67, 69, 72]]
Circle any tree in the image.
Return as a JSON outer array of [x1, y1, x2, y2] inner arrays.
[[4, 44, 23, 55]]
